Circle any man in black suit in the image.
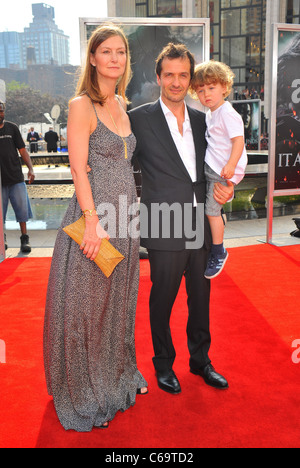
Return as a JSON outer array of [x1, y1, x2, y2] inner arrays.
[[27, 127, 40, 153], [129, 43, 234, 394], [44, 127, 59, 153]]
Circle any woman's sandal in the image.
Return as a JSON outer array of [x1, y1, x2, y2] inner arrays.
[[95, 422, 109, 429], [137, 388, 149, 395]]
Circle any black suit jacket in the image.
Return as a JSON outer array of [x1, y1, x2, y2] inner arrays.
[[44, 130, 58, 145], [27, 131, 40, 143], [129, 100, 212, 251]]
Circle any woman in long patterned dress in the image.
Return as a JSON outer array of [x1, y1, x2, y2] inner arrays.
[[43, 24, 148, 432]]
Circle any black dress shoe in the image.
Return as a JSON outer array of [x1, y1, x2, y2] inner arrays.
[[156, 369, 181, 394], [190, 364, 228, 389]]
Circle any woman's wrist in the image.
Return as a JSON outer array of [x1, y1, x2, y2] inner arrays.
[[82, 209, 97, 218]]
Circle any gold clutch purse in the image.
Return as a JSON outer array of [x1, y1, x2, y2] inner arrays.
[[63, 216, 124, 278]]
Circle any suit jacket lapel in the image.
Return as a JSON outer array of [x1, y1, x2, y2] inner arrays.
[[146, 100, 192, 181]]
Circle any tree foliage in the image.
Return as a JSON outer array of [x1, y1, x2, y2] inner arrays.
[[5, 81, 68, 126]]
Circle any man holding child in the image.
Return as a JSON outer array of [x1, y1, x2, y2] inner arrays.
[[129, 43, 240, 394]]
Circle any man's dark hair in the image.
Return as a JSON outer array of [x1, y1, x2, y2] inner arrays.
[[155, 43, 195, 79]]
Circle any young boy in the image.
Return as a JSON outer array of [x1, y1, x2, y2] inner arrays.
[[190, 61, 248, 279]]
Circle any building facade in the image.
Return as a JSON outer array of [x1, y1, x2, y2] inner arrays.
[[0, 63, 78, 101], [0, 31, 24, 69], [107, 0, 298, 105], [108, 0, 183, 17], [286, 0, 300, 23]]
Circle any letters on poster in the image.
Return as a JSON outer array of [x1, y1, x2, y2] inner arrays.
[[275, 31, 300, 191]]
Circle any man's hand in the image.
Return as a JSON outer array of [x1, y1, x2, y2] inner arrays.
[[214, 180, 234, 205], [19, 147, 35, 184], [27, 169, 35, 185]]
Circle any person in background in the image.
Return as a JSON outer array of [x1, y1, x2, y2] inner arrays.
[[27, 127, 40, 153], [0, 101, 35, 253], [44, 127, 59, 153]]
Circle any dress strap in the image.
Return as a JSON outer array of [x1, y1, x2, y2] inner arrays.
[[90, 99, 100, 121], [85, 92, 100, 121]]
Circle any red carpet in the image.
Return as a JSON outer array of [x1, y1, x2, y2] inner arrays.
[[0, 244, 300, 448]]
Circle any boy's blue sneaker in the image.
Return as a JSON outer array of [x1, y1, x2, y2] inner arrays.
[[204, 249, 229, 279]]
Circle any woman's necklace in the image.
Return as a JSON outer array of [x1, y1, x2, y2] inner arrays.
[[105, 101, 128, 160]]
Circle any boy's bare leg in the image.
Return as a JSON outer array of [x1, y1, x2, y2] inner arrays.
[[207, 215, 224, 245]]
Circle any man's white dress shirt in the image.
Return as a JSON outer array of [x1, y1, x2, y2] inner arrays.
[[160, 98, 197, 206]]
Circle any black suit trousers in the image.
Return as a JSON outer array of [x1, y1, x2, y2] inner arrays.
[[148, 245, 211, 373]]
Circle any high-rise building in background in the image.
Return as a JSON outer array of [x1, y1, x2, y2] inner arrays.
[[23, 3, 69, 67], [0, 3, 70, 70], [0, 31, 24, 69]]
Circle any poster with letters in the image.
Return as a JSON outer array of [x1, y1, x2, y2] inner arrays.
[[267, 24, 300, 243], [232, 99, 261, 151], [274, 28, 300, 192]]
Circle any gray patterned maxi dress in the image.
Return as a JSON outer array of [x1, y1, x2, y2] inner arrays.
[[43, 106, 147, 432]]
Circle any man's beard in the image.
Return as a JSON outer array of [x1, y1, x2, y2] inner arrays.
[[0, 116, 4, 126], [163, 88, 187, 104]]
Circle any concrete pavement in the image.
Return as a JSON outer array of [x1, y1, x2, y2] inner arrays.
[[3, 214, 299, 259], [2, 163, 295, 259]]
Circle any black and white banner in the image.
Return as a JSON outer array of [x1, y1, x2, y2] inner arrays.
[[267, 24, 300, 243], [275, 28, 300, 191]]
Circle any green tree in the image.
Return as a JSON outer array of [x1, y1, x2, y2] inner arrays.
[[5, 81, 68, 125], [6, 80, 28, 92]]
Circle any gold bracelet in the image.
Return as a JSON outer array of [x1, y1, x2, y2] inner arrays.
[[82, 209, 97, 217]]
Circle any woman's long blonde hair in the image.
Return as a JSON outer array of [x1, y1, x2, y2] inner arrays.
[[75, 23, 132, 105]]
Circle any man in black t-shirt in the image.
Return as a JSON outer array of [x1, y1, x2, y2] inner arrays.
[[0, 101, 35, 253]]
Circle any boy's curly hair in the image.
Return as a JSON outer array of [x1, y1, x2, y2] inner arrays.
[[190, 60, 235, 98]]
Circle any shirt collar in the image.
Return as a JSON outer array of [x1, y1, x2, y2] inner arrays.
[[159, 97, 190, 123]]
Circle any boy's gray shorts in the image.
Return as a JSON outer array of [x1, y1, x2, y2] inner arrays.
[[204, 163, 228, 217]]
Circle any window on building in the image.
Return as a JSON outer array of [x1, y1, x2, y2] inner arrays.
[[286, 0, 300, 23], [135, 0, 182, 17], [157, 0, 182, 16], [136, 2, 147, 16], [211, 0, 266, 100]]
